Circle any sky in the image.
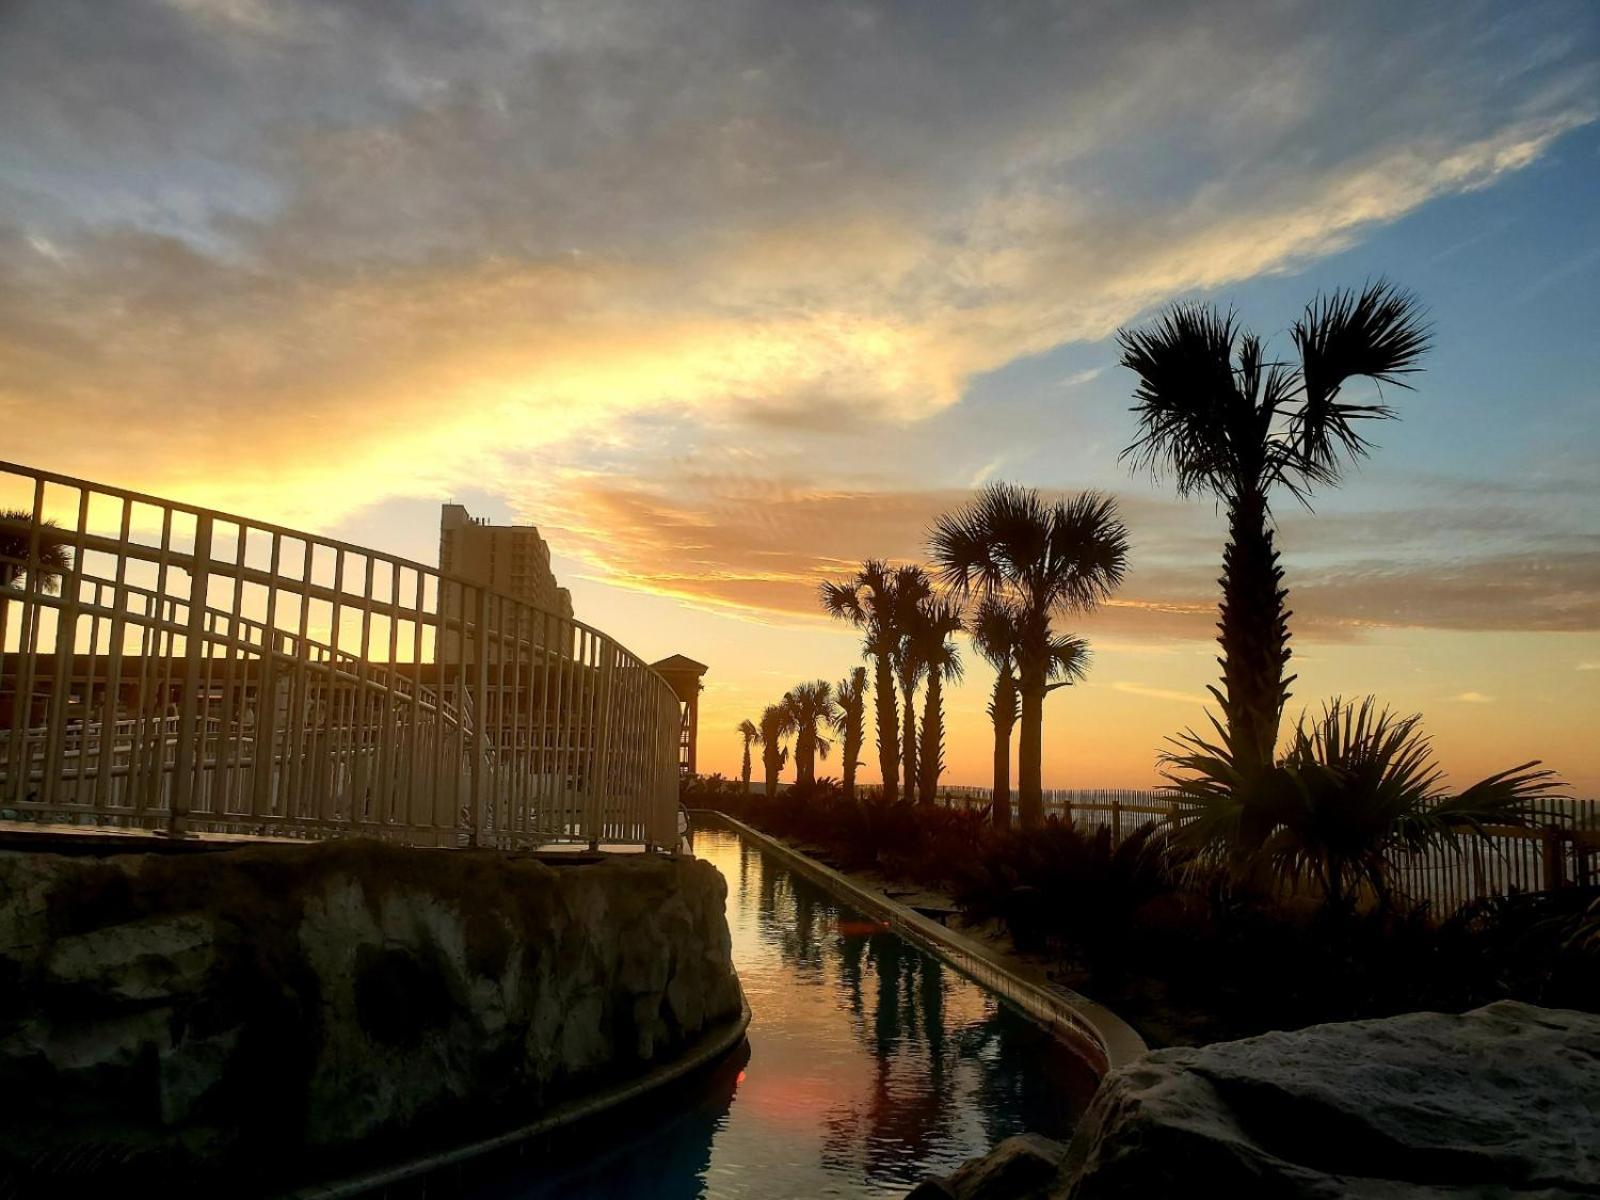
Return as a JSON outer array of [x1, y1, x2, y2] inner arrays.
[[3, 0, 1598, 793]]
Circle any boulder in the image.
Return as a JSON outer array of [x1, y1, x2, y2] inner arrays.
[[909, 1002, 1600, 1200], [909, 1134, 1069, 1200]]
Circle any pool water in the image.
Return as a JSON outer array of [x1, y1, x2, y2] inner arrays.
[[471, 825, 1098, 1198]]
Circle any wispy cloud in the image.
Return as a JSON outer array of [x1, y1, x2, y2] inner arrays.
[[1112, 681, 1208, 705], [1059, 366, 1106, 389], [1455, 691, 1495, 704], [0, 0, 1593, 525]]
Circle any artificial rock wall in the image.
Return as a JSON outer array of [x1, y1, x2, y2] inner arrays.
[[0, 839, 742, 1191]]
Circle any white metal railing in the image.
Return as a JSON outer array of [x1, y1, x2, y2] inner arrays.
[[0, 461, 681, 848]]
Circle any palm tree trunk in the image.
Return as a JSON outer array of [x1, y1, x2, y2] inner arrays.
[[918, 669, 944, 805], [741, 744, 752, 793], [1017, 661, 1046, 830], [842, 719, 861, 802], [764, 749, 780, 797], [874, 654, 898, 803], [1219, 489, 1293, 779], [900, 678, 917, 804], [796, 727, 816, 788], [990, 676, 1015, 831]]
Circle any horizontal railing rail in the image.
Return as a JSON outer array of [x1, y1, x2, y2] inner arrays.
[[0, 461, 681, 849], [856, 782, 1597, 917]]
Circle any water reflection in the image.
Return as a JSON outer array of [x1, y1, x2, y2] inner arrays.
[[472, 826, 1096, 1199]]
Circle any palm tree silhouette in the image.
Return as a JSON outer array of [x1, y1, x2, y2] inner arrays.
[[820, 560, 904, 802], [912, 596, 964, 805], [831, 667, 868, 801], [0, 510, 74, 651], [892, 565, 933, 800], [784, 680, 834, 788], [932, 485, 1127, 829], [736, 718, 759, 794], [757, 702, 793, 797], [970, 598, 1020, 829], [1117, 281, 1429, 781]]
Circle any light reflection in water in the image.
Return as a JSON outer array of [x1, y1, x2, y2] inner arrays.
[[469, 826, 1097, 1199]]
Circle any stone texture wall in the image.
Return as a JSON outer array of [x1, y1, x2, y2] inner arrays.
[[0, 840, 741, 1191], [910, 1001, 1600, 1199]]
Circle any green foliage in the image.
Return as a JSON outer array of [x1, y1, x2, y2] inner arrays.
[[1164, 695, 1564, 913]]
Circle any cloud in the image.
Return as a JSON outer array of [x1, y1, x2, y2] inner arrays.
[[1, 0, 1595, 528], [1454, 692, 1495, 703], [1112, 681, 1208, 705]]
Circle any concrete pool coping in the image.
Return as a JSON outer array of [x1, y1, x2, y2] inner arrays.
[[699, 810, 1147, 1076], [280, 992, 752, 1199]]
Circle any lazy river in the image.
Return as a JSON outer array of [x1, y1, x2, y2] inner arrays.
[[468, 823, 1099, 1199]]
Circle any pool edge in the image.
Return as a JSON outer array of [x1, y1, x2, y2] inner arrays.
[[700, 810, 1147, 1077]]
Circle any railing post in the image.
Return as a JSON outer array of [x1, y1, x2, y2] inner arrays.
[[468, 585, 490, 848], [1542, 827, 1566, 891], [588, 647, 615, 851], [169, 513, 212, 839]]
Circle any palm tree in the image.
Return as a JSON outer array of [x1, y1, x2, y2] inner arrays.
[[912, 596, 964, 805], [784, 680, 834, 789], [737, 719, 759, 794], [820, 560, 904, 802], [1117, 281, 1429, 781], [892, 565, 933, 801], [757, 703, 793, 798], [831, 667, 868, 801], [0, 509, 73, 640], [1165, 696, 1562, 915], [931, 485, 1127, 829], [970, 599, 1020, 829]]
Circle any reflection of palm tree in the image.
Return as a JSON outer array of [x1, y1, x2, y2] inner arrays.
[[757, 702, 793, 797], [820, 560, 904, 802], [831, 667, 868, 801], [1116, 283, 1429, 779], [911, 596, 964, 805], [932, 486, 1127, 828], [783, 680, 833, 788], [736, 718, 759, 793]]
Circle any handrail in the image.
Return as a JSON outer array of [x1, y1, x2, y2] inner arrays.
[[0, 461, 681, 848]]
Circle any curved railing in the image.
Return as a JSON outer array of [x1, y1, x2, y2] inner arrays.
[[0, 461, 682, 848]]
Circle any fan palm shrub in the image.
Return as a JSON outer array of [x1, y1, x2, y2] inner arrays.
[[1164, 695, 1563, 915], [931, 485, 1127, 828], [1118, 282, 1430, 779], [831, 667, 868, 801], [820, 560, 905, 802]]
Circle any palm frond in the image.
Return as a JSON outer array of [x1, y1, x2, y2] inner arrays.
[[1291, 280, 1429, 480]]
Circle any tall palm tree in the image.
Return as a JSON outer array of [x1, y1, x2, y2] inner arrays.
[[970, 598, 1020, 829], [1117, 282, 1429, 781], [931, 485, 1127, 829], [736, 719, 759, 794], [757, 703, 793, 798], [820, 560, 904, 802], [912, 597, 964, 805], [831, 667, 868, 801], [784, 680, 834, 789], [892, 565, 933, 801]]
